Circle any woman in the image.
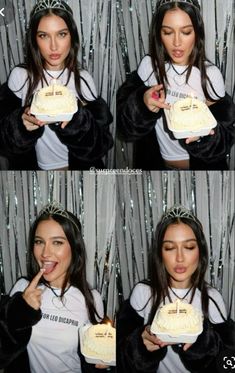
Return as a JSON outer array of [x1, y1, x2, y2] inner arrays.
[[117, 0, 235, 170], [0, 201, 108, 372], [117, 205, 234, 372], [0, 0, 113, 170]]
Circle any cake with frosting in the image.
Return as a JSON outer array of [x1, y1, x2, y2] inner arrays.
[[151, 299, 203, 336], [31, 84, 77, 116], [168, 97, 216, 131], [82, 324, 116, 362]]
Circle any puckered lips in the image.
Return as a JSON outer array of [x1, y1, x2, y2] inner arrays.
[[41, 261, 58, 275], [174, 266, 187, 274]]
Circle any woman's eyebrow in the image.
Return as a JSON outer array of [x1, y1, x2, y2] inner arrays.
[[162, 239, 197, 243], [37, 28, 69, 33], [161, 25, 193, 29]]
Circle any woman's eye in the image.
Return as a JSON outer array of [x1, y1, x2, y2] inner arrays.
[[34, 239, 43, 245], [164, 247, 174, 251], [183, 31, 192, 35], [59, 32, 67, 38], [38, 34, 47, 39], [162, 32, 172, 36], [53, 241, 63, 246], [185, 246, 195, 250]]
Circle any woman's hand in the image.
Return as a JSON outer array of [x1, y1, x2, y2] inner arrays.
[[143, 84, 170, 113], [95, 364, 109, 369], [185, 129, 215, 144], [22, 108, 46, 131], [142, 326, 192, 352], [22, 269, 45, 310], [142, 325, 170, 352]]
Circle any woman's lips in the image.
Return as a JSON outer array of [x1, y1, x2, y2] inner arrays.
[[49, 54, 61, 60], [41, 261, 58, 275], [172, 50, 184, 58], [174, 266, 187, 274]]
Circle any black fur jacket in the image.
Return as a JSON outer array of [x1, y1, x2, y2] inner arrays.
[[117, 71, 235, 170], [0, 82, 113, 170], [0, 293, 109, 373], [117, 299, 235, 373]]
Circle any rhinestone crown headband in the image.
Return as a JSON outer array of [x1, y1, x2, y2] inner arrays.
[[156, 0, 200, 11], [32, 0, 73, 17], [38, 201, 79, 231], [161, 205, 198, 223]]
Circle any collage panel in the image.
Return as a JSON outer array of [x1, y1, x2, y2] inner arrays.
[[0, 171, 117, 372], [116, 0, 235, 170], [0, 0, 115, 171]]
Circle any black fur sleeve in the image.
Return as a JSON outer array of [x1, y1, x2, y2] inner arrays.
[[117, 71, 163, 142], [49, 97, 113, 162], [0, 293, 41, 369], [174, 318, 235, 373], [179, 94, 235, 164], [0, 83, 44, 156], [117, 300, 167, 373]]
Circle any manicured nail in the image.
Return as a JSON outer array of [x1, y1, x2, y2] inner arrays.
[[151, 92, 159, 100]]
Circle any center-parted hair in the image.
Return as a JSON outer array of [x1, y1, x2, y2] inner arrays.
[[147, 210, 210, 323], [23, 3, 82, 106], [149, 1, 221, 102]]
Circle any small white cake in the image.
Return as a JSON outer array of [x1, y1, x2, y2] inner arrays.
[[150, 299, 203, 342], [31, 84, 77, 115], [165, 97, 217, 139], [82, 324, 116, 362]]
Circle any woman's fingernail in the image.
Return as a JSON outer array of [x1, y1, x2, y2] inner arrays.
[[151, 92, 159, 100]]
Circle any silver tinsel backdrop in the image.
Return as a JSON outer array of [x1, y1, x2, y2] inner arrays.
[[0, 0, 115, 167], [0, 171, 234, 320], [116, 0, 235, 169]]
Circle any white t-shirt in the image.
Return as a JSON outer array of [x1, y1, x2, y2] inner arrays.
[[137, 56, 225, 161], [8, 67, 97, 170], [130, 283, 227, 373], [10, 278, 104, 373]]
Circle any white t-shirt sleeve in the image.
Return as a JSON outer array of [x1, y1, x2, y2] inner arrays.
[[80, 70, 97, 101], [130, 283, 152, 322], [9, 278, 29, 296], [8, 67, 28, 100], [137, 55, 157, 87], [206, 65, 225, 99], [208, 287, 227, 323]]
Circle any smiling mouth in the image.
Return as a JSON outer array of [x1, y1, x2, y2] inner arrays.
[[41, 261, 58, 275]]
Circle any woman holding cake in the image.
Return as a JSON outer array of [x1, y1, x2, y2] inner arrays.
[[117, 205, 234, 372], [0, 0, 113, 170], [0, 202, 108, 372], [117, 0, 235, 170]]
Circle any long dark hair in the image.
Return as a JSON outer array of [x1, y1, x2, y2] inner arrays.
[[149, 1, 221, 101], [147, 214, 210, 324], [27, 210, 101, 324], [22, 2, 83, 106]]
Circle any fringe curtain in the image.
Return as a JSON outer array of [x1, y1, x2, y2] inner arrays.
[[116, 0, 235, 169], [0, 0, 115, 167], [0, 171, 234, 320]]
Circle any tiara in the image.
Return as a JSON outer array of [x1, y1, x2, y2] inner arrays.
[[161, 205, 198, 223], [32, 0, 73, 17], [38, 201, 79, 230], [156, 0, 200, 11]]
